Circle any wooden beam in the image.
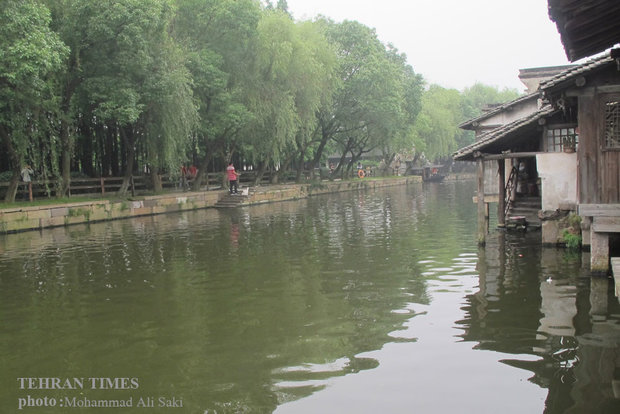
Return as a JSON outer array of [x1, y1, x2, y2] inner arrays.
[[477, 159, 486, 245], [472, 194, 500, 203], [579, 204, 620, 217], [592, 216, 620, 233], [481, 152, 544, 161]]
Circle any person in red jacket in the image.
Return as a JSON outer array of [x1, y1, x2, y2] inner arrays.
[[226, 162, 238, 194]]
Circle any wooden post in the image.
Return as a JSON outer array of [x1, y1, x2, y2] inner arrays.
[[498, 159, 506, 228], [130, 175, 135, 197], [101, 177, 105, 195], [477, 158, 486, 246], [28, 182, 33, 202]]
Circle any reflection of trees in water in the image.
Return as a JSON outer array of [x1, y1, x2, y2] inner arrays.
[[0, 182, 498, 412], [459, 231, 620, 413]]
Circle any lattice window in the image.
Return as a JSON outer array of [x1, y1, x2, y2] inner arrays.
[[605, 100, 620, 148], [546, 127, 578, 152]]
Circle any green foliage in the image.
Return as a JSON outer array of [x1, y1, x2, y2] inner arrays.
[[562, 229, 582, 250], [414, 85, 461, 161], [0, 0, 68, 201], [562, 213, 582, 249], [457, 82, 520, 148], [0, 0, 525, 201]]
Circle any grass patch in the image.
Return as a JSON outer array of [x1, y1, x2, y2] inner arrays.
[[0, 196, 104, 210]]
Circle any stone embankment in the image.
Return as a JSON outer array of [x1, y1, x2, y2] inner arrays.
[[0, 177, 419, 234]]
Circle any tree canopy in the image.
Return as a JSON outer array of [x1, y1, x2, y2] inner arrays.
[[0, 0, 521, 201]]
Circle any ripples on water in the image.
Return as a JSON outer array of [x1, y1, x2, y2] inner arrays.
[[1, 181, 619, 413]]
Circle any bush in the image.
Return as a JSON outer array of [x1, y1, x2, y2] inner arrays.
[[562, 228, 582, 249], [0, 171, 14, 181]]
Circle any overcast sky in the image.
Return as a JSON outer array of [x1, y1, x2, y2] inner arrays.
[[285, 0, 571, 92]]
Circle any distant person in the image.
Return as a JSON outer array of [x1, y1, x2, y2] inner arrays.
[[188, 165, 197, 179], [226, 162, 238, 195], [20, 165, 33, 183], [20, 165, 33, 201], [180, 165, 188, 189]]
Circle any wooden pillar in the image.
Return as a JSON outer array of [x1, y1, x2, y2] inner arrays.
[[497, 159, 506, 228], [477, 158, 486, 246], [590, 230, 609, 273]]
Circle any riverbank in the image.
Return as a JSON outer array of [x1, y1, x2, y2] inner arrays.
[[0, 177, 422, 234]]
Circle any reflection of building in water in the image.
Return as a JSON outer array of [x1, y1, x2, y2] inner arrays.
[[461, 232, 620, 412], [568, 276, 620, 412], [537, 280, 577, 339], [536, 246, 580, 343]]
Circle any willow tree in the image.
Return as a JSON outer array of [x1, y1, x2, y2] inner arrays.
[[141, 33, 197, 192], [310, 19, 409, 178], [174, 0, 260, 190], [273, 19, 337, 183], [458, 83, 520, 148], [242, 11, 339, 184], [0, 0, 68, 202], [74, 0, 192, 194], [414, 84, 462, 161], [43, 0, 85, 196], [377, 49, 425, 168]]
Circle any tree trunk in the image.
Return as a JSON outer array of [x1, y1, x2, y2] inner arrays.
[[309, 122, 333, 179], [0, 126, 20, 202], [58, 75, 79, 197], [295, 146, 306, 182], [59, 119, 72, 197], [118, 127, 135, 195], [254, 158, 269, 186], [332, 138, 353, 179], [192, 148, 212, 191], [150, 166, 163, 192], [272, 153, 294, 184], [4, 171, 20, 203]]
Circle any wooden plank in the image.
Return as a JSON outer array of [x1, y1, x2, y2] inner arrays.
[[579, 95, 598, 203], [579, 204, 620, 216], [602, 149, 620, 202], [593, 216, 620, 232], [472, 194, 500, 203]]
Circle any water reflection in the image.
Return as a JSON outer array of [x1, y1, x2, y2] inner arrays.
[[461, 231, 620, 414], [1, 182, 619, 413]]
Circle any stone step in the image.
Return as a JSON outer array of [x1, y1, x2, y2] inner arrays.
[[214, 194, 250, 208], [507, 196, 541, 230]]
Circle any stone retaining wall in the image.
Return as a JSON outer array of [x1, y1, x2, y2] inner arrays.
[[0, 177, 419, 234]]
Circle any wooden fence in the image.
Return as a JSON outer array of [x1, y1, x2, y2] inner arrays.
[[0, 170, 310, 200]]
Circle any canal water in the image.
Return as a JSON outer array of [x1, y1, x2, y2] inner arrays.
[[1, 181, 619, 413]]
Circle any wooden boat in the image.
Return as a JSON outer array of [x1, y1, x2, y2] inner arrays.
[[422, 166, 445, 182]]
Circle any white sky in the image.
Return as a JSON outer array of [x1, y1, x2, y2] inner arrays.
[[285, 0, 570, 92]]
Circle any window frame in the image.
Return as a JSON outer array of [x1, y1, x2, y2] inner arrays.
[[544, 124, 579, 153], [602, 94, 620, 151]]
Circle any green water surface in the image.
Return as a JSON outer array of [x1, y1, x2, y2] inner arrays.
[[1, 182, 619, 413]]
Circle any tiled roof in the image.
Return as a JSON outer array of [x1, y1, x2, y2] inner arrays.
[[453, 105, 558, 161], [539, 50, 615, 91], [548, 0, 620, 61], [458, 92, 538, 129]]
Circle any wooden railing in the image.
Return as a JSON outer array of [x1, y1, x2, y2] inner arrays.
[[0, 170, 312, 200], [504, 166, 518, 217]]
